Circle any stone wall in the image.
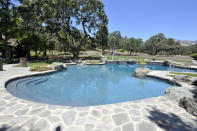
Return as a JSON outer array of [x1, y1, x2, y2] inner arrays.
[[106, 60, 137, 64], [146, 61, 164, 65]]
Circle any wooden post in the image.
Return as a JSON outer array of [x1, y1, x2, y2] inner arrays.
[[20, 57, 27, 67]]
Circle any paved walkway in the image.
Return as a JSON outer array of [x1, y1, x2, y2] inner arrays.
[[0, 65, 197, 131]]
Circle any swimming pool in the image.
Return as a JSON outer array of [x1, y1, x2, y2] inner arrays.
[[6, 64, 195, 106]]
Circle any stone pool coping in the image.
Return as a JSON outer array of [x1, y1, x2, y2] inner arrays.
[[106, 60, 197, 70], [0, 64, 197, 131]]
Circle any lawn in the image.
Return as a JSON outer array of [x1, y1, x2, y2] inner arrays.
[[106, 54, 192, 64], [106, 55, 150, 60], [85, 60, 100, 64], [28, 62, 52, 72], [13, 62, 51, 72]]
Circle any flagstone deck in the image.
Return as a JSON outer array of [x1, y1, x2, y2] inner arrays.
[[0, 64, 197, 131]]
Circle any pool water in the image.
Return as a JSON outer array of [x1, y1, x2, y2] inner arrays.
[[7, 64, 195, 107]]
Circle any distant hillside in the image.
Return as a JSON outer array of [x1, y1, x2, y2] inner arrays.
[[176, 40, 197, 46]]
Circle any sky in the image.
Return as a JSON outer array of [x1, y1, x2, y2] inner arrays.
[[12, 0, 197, 41], [101, 0, 197, 41]]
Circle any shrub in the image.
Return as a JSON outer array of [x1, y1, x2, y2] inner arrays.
[[157, 51, 168, 56], [117, 48, 125, 52], [80, 55, 101, 60], [191, 53, 197, 61], [30, 66, 52, 72], [0, 52, 2, 58], [86, 60, 100, 64], [139, 60, 146, 64]]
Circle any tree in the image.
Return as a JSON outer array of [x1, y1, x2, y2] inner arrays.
[[96, 25, 108, 55], [119, 36, 128, 49], [122, 37, 143, 55], [126, 37, 135, 55], [145, 33, 167, 55], [0, 0, 18, 61], [108, 31, 121, 50], [17, 0, 46, 58], [135, 38, 143, 54], [44, 0, 108, 59]]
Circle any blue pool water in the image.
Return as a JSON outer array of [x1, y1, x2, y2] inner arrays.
[[6, 64, 196, 106]]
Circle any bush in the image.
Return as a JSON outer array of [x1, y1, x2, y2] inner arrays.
[[157, 51, 168, 56], [86, 60, 100, 64], [191, 53, 197, 61], [117, 48, 125, 52], [80, 55, 101, 60], [30, 66, 52, 72], [0, 52, 2, 58], [139, 60, 146, 64]]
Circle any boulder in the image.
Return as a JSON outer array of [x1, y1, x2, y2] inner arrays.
[[133, 68, 150, 78], [165, 86, 194, 103], [79, 61, 86, 66], [179, 97, 197, 116], [75, 59, 82, 64], [174, 75, 192, 83], [164, 60, 174, 66], [100, 56, 107, 64], [51, 62, 67, 71]]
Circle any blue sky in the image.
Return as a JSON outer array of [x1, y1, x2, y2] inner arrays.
[[102, 0, 197, 41], [12, 0, 197, 41]]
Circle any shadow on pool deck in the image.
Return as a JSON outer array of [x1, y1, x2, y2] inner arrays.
[[0, 124, 23, 131], [148, 108, 197, 131], [0, 125, 62, 131]]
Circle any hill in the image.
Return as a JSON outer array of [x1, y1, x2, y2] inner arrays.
[[176, 40, 197, 46]]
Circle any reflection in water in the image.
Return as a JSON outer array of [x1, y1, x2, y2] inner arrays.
[[138, 79, 146, 88]]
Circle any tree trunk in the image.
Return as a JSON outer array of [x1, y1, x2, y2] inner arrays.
[[4, 34, 12, 62], [5, 47, 12, 62], [26, 50, 30, 59], [72, 51, 79, 59], [130, 51, 132, 56], [43, 43, 47, 57], [72, 46, 80, 59], [34, 50, 38, 58], [102, 46, 105, 55]]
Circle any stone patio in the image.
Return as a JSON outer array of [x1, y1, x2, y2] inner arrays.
[[0, 64, 197, 131]]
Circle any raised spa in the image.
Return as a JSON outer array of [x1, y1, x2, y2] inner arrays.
[[6, 64, 195, 106]]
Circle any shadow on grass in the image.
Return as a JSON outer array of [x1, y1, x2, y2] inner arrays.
[[147, 108, 197, 131]]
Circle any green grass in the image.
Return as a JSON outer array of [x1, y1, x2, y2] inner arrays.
[[106, 55, 150, 60], [30, 50, 60, 57], [170, 72, 197, 77], [105, 55, 192, 64], [106, 55, 165, 61], [28, 62, 51, 72], [13, 62, 51, 72], [174, 59, 192, 63], [27, 62, 49, 67]]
